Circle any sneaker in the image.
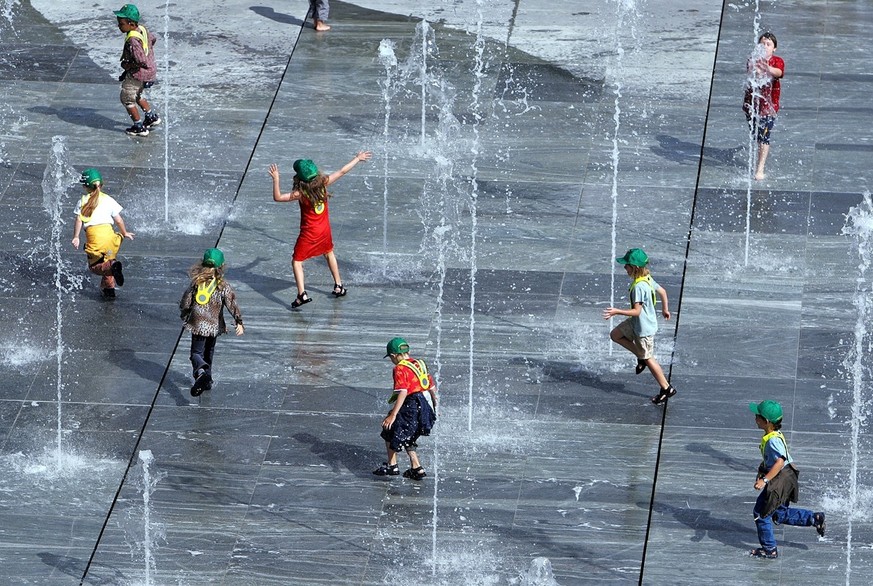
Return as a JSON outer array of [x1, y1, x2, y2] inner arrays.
[[125, 123, 149, 137], [102, 288, 116, 299], [813, 512, 826, 537], [111, 260, 125, 287], [190, 369, 212, 397], [372, 462, 400, 476], [143, 113, 162, 128], [749, 547, 778, 559]]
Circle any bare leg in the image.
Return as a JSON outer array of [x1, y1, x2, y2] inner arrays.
[[292, 260, 306, 295], [385, 442, 398, 466], [610, 327, 640, 356], [644, 357, 670, 390], [407, 449, 421, 470], [324, 250, 342, 285], [125, 104, 142, 123], [755, 143, 770, 180], [136, 96, 152, 113]]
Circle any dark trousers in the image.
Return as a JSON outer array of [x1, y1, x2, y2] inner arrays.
[[189, 334, 216, 377]]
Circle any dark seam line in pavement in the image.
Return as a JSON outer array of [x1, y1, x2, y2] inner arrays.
[[637, 1, 728, 583], [79, 327, 187, 585], [78, 15, 310, 586]]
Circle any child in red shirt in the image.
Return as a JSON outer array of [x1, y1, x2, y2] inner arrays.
[[743, 32, 784, 181], [268, 151, 371, 308], [373, 338, 438, 481]]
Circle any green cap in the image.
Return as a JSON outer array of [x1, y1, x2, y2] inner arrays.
[[202, 248, 225, 268], [80, 168, 103, 187], [113, 4, 140, 22], [293, 159, 319, 182], [616, 248, 649, 267], [384, 337, 410, 357], [749, 400, 783, 423]]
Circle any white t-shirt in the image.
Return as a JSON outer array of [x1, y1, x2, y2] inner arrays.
[[74, 193, 122, 227]]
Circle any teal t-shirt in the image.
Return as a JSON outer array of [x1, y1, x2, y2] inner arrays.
[[631, 277, 659, 337]]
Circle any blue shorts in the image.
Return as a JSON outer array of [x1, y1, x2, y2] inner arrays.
[[748, 115, 776, 145]]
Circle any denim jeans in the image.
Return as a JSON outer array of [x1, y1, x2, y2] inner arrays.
[[310, 0, 329, 20], [189, 334, 216, 377], [753, 489, 816, 550]]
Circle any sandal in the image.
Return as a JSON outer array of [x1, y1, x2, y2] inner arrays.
[[372, 462, 399, 476], [402, 467, 427, 481], [291, 291, 312, 308], [651, 385, 677, 405], [635, 359, 647, 375], [332, 283, 347, 298]]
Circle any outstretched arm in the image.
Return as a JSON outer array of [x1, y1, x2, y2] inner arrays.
[[269, 164, 300, 202], [326, 151, 372, 186], [603, 302, 642, 320]]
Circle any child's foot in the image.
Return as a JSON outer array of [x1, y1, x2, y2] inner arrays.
[[402, 467, 427, 481], [314, 20, 331, 31], [651, 385, 677, 405], [754, 171, 765, 181], [332, 283, 347, 298], [749, 547, 778, 559], [372, 462, 400, 476], [291, 291, 312, 309], [635, 359, 647, 375], [143, 112, 162, 128], [813, 512, 826, 537], [191, 369, 212, 397], [111, 260, 125, 287], [102, 288, 116, 299], [125, 123, 149, 137]]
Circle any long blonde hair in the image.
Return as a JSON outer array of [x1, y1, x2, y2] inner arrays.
[[80, 184, 103, 218], [628, 265, 650, 279], [293, 175, 331, 206], [188, 264, 224, 287]]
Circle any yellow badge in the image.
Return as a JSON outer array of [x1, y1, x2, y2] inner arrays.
[[195, 279, 217, 305]]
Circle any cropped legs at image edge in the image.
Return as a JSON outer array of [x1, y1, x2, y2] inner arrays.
[[0, 0, 871, 584]]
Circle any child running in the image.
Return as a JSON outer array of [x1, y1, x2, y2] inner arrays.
[[748, 400, 825, 559], [179, 248, 244, 397], [70, 168, 134, 299], [373, 337, 437, 481], [114, 4, 161, 136], [268, 151, 371, 309], [603, 248, 675, 404]]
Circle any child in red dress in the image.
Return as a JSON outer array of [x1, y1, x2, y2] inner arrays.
[[269, 151, 371, 308]]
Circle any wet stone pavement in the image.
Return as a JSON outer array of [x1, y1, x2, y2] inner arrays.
[[0, 0, 872, 584]]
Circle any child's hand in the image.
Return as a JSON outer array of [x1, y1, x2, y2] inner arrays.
[[123, 232, 135, 240], [355, 151, 372, 162], [268, 164, 280, 180], [235, 323, 245, 336], [71, 237, 80, 249], [381, 414, 396, 429], [602, 307, 618, 320], [662, 309, 671, 320]]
